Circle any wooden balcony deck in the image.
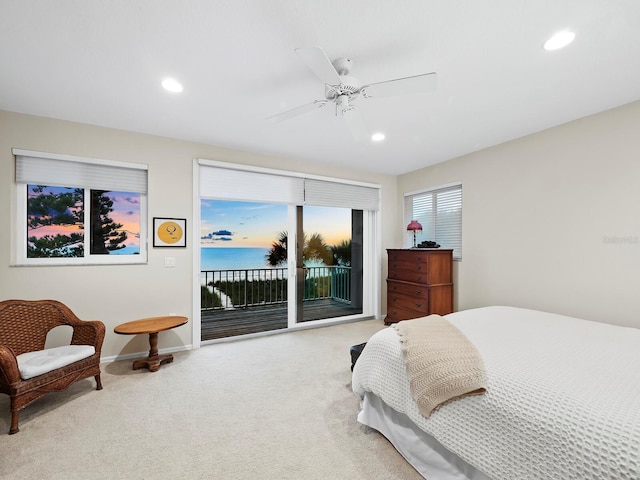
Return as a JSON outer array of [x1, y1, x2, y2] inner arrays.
[[201, 298, 361, 341]]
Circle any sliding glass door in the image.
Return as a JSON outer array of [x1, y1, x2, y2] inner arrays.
[[297, 205, 363, 322], [197, 160, 379, 342], [200, 199, 290, 340]]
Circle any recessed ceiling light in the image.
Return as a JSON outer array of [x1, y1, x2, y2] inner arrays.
[[371, 132, 385, 142], [544, 31, 575, 51], [162, 78, 183, 93]]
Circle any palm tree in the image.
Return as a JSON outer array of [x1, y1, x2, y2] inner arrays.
[[305, 232, 333, 265], [330, 239, 351, 266], [265, 231, 333, 266], [265, 231, 288, 266]]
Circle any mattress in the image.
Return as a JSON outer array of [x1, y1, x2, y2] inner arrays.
[[352, 306, 640, 480]]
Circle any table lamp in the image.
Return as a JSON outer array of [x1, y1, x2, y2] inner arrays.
[[406, 220, 423, 248]]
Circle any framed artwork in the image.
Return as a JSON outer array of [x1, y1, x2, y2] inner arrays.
[[153, 217, 186, 247]]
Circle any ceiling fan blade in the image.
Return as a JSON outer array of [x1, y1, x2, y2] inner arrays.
[[342, 107, 369, 141], [266, 100, 328, 123], [294, 47, 342, 85], [361, 72, 437, 98]]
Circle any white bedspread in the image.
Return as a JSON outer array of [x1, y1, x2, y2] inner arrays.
[[352, 306, 640, 480]]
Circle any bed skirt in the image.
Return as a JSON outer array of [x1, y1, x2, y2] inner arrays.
[[358, 391, 492, 480]]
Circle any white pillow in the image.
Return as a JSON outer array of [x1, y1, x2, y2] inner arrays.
[[16, 345, 96, 380]]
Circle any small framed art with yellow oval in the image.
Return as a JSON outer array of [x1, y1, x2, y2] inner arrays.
[[153, 217, 186, 247]]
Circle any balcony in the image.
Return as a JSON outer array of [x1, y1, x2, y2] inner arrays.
[[201, 266, 361, 340]]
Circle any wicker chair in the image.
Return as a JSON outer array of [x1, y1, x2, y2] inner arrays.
[[0, 299, 105, 434]]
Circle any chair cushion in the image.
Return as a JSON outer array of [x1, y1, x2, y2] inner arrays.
[[16, 345, 96, 380]]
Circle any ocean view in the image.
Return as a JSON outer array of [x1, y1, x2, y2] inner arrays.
[[200, 247, 329, 271], [201, 247, 272, 271], [111, 245, 140, 255]]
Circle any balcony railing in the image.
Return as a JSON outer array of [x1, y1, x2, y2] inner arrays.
[[201, 266, 352, 311]]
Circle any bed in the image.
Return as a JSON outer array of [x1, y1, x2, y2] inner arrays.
[[351, 306, 640, 480]]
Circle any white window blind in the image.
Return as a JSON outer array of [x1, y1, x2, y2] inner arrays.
[[14, 149, 148, 193], [199, 161, 380, 211], [200, 165, 305, 204], [404, 183, 462, 259], [304, 179, 379, 211]]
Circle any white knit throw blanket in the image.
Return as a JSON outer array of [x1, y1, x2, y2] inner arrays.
[[394, 315, 487, 417]]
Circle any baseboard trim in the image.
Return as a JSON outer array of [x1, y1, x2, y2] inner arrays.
[[100, 344, 193, 364]]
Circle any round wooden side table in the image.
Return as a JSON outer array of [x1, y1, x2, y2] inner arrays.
[[114, 315, 188, 372]]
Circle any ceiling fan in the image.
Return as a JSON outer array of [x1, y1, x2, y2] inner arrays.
[[266, 46, 438, 140]]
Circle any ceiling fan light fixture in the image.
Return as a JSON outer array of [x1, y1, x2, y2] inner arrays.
[[267, 46, 438, 141], [543, 31, 575, 51], [161, 78, 183, 93]]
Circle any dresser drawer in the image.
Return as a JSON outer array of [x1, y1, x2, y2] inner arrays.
[[387, 291, 428, 314], [387, 280, 428, 299], [388, 249, 432, 264], [385, 305, 428, 323], [387, 261, 429, 283]]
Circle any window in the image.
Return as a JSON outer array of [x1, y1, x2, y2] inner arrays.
[[404, 182, 462, 259], [14, 149, 148, 265]]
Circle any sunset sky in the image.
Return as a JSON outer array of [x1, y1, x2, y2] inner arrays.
[[200, 199, 351, 248], [107, 192, 141, 248], [27, 186, 140, 251]]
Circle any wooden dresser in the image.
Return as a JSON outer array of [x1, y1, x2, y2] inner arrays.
[[385, 249, 453, 325]]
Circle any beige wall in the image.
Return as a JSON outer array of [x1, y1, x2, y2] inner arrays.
[[3, 99, 638, 361], [398, 100, 640, 328], [0, 110, 398, 358]]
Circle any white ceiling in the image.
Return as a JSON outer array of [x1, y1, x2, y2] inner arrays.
[[2, 1, 640, 175]]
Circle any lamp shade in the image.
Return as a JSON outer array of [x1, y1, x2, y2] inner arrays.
[[406, 220, 423, 232], [407, 220, 422, 248]]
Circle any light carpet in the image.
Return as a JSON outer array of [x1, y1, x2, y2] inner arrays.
[[0, 319, 424, 480]]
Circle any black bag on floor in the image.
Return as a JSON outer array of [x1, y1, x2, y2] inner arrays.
[[350, 342, 367, 371]]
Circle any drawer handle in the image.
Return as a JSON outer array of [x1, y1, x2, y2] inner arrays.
[[415, 265, 422, 271], [415, 303, 422, 308], [415, 290, 422, 295], [415, 275, 423, 281]]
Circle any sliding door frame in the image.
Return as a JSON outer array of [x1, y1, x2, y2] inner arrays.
[[192, 158, 381, 347]]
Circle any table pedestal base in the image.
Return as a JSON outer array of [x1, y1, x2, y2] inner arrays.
[[132, 353, 174, 372], [131, 331, 174, 372]]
